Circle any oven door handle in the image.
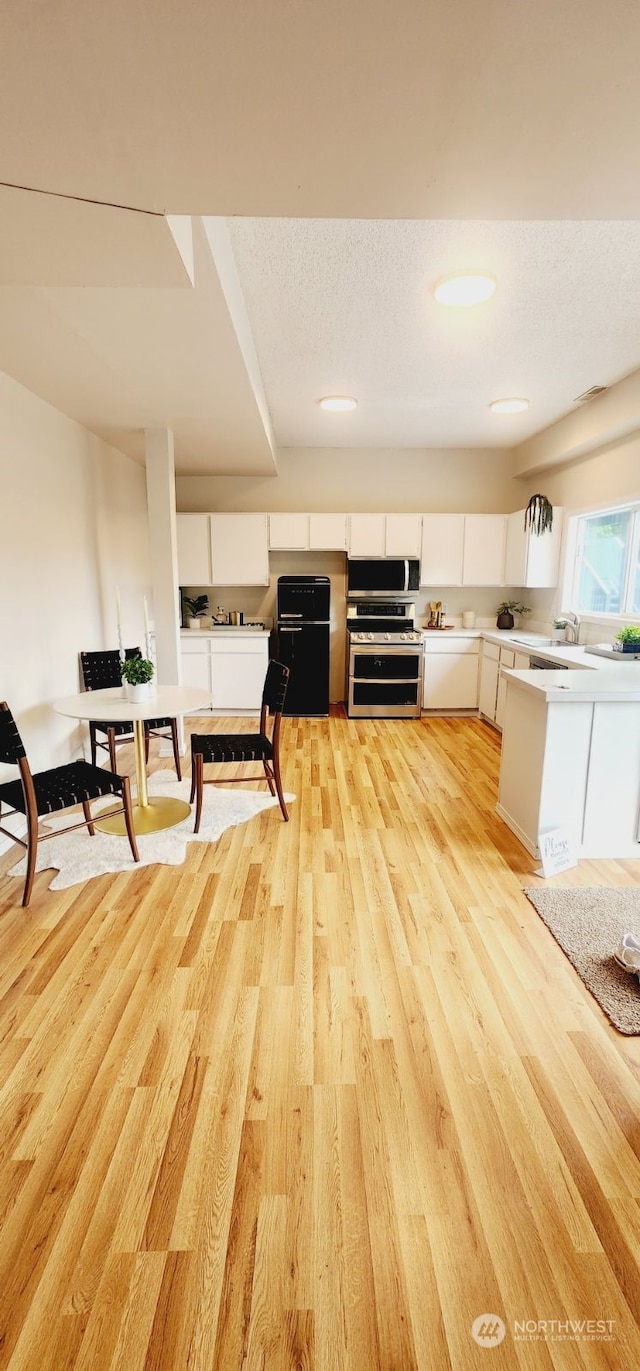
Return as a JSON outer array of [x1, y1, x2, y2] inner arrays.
[[280, 626, 303, 632]]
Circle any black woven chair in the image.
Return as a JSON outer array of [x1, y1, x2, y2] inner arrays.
[[189, 660, 290, 832], [80, 649, 182, 779], [0, 701, 139, 907]]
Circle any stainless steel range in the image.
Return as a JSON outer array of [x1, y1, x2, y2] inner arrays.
[[346, 599, 423, 718]]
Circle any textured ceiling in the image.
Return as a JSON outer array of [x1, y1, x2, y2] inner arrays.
[[1, 1, 640, 470]]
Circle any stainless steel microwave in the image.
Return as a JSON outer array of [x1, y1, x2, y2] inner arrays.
[[346, 558, 420, 598]]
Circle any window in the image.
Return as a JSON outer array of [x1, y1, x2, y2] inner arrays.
[[568, 502, 640, 618]]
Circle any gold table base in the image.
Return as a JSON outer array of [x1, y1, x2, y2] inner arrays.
[[96, 796, 191, 836]]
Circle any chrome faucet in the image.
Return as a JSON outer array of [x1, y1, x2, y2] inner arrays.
[[560, 612, 581, 644]]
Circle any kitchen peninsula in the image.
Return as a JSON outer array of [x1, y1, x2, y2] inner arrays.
[[497, 663, 640, 859]]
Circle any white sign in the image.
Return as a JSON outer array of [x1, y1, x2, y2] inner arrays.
[[536, 826, 577, 878]]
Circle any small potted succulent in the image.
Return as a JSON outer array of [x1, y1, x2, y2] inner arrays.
[[121, 654, 155, 701], [496, 600, 531, 630], [614, 625, 640, 654], [183, 593, 209, 630]]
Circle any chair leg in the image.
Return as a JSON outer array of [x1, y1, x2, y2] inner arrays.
[[193, 753, 204, 833], [262, 759, 276, 796], [82, 800, 95, 836], [90, 722, 98, 768], [189, 755, 196, 805], [22, 803, 39, 907], [170, 719, 182, 781], [121, 777, 140, 863], [107, 728, 118, 773], [272, 750, 289, 822]]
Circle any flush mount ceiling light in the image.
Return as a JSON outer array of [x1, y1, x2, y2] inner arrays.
[[433, 273, 497, 307], [489, 397, 530, 414], [317, 395, 358, 412]]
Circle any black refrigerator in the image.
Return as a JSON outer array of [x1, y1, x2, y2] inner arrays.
[[276, 575, 330, 716]]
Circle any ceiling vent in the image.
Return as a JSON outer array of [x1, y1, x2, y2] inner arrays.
[[573, 385, 608, 405]]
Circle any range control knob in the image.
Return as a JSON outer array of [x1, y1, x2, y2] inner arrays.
[[368, 632, 374, 640], [400, 632, 407, 640], [384, 633, 390, 641]]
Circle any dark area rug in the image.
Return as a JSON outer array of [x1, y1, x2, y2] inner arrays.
[[523, 887, 640, 1035]]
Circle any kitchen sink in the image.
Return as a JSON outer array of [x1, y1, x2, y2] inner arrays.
[[511, 635, 567, 647]]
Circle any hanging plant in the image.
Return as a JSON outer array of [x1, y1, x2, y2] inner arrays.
[[524, 494, 553, 536]]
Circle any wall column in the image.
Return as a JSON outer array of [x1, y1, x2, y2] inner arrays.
[[144, 427, 183, 750]]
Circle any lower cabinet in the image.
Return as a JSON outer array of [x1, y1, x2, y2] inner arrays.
[[423, 637, 480, 710], [479, 641, 519, 729], [180, 634, 269, 712]]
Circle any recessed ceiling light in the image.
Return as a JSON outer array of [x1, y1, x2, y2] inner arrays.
[[433, 273, 497, 307], [489, 397, 530, 414], [317, 395, 358, 412]]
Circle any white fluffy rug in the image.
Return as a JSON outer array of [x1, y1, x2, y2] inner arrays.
[[8, 771, 294, 893]]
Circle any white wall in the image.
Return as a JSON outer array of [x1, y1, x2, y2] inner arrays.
[[176, 446, 518, 514], [0, 370, 150, 774]]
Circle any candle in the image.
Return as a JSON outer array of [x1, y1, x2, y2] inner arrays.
[[116, 588, 124, 658]]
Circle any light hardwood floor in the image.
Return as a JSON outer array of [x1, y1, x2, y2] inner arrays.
[[1, 711, 639, 1370]]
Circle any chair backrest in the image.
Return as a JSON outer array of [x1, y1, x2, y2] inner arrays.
[[0, 702, 27, 765], [262, 660, 290, 716], [80, 647, 141, 691]]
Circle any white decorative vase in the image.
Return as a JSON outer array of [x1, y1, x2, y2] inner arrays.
[[187, 618, 200, 631], [125, 682, 152, 702]]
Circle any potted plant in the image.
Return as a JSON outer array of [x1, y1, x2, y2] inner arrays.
[[496, 600, 532, 630], [183, 593, 209, 630], [614, 625, 640, 653], [121, 654, 155, 701]]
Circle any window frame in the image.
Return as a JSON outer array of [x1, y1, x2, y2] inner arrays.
[[562, 498, 640, 626]]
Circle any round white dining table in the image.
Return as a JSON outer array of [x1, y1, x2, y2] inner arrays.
[[53, 684, 211, 833]]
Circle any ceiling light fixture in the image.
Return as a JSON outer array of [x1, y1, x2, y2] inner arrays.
[[489, 397, 530, 414], [433, 273, 497, 307], [317, 395, 358, 412]]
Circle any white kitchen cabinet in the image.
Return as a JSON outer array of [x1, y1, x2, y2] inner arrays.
[[348, 513, 386, 557], [180, 637, 212, 698], [503, 507, 564, 588], [478, 641, 500, 722], [495, 646, 515, 730], [384, 514, 422, 557], [420, 515, 465, 585], [422, 637, 479, 710], [209, 514, 269, 586], [514, 651, 531, 671], [348, 513, 422, 557], [210, 637, 269, 711], [309, 513, 348, 549], [268, 513, 309, 549], [176, 513, 212, 585], [462, 515, 507, 586]]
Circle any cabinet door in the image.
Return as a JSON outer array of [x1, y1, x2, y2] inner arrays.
[[309, 513, 348, 549], [210, 514, 269, 586], [348, 514, 386, 557], [462, 515, 507, 585], [385, 514, 422, 557], [176, 514, 211, 585], [478, 653, 499, 720], [524, 507, 563, 587], [268, 513, 309, 549], [420, 515, 464, 585], [423, 653, 479, 709], [180, 647, 212, 693], [514, 651, 531, 670], [503, 511, 527, 587], [210, 640, 268, 710]]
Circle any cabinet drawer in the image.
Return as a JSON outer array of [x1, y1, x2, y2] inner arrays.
[[500, 648, 515, 668], [181, 636, 209, 654], [482, 641, 500, 661], [423, 637, 479, 654], [209, 638, 267, 656]]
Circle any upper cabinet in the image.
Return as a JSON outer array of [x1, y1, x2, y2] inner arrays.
[[176, 513, 212, 584], [348, 513, 422, 557], [462, 515, 507, 586], [503, 507, 564, 588], [268, 512, 348, 550], [420, 515, 465, 585], [210, 513, 269, 585]]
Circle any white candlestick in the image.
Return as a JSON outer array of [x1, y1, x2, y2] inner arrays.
[[143, 596, 152, 661]]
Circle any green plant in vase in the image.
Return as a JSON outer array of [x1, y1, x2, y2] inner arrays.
[[183, 593, 209, 629], [615, 625, 640, 653], [121, 655, 155, 700], [496, 600, 531, 629]]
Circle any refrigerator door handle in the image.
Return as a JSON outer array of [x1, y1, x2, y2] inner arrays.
[[280, 612, 304, 617], [279, 626, 303, 632]]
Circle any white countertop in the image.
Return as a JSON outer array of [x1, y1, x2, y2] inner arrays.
[[181, 627, 271, 638], [503, 666, 640, 702]]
